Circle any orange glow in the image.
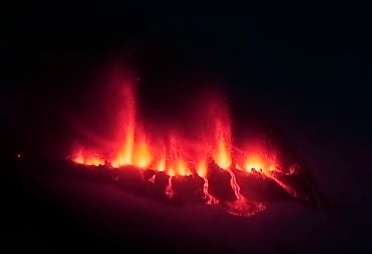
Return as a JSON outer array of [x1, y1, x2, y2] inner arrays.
[[196, 159, 208, 178], [244, 154, 266, 172], [110, 79, 136, 167], [73, 152, 84, 164], [71, 149, 105, 167], [214, 138, 232, 169], [132, 135, 152, 169], [212, 117, 232, 170], [70, 79, 238, 176], [156, 157, 166, 172], [175, 159, 189, 176], [160, 134, 193, 176], [68, 71, 298, 217]]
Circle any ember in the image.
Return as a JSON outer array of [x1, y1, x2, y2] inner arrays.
[[68, 72, 315, 217]]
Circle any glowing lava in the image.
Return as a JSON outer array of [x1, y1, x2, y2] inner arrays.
[[244, 154, 266, 172], [71, 149, 105, 167], [165, 176, 174, 199], [197, 159, 219, 205], [69, 73, 299, 217]]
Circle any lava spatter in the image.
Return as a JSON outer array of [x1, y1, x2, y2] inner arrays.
[[69, 72, 311, 217]]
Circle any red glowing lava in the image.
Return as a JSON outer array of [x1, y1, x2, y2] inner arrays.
[[69, 73, 300, 217], [71, 149, 105, 167]]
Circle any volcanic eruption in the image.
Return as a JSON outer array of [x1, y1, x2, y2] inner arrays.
[[67, 70, 320, 217]]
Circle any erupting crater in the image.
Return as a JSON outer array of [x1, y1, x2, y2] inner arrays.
[[67, 72, 320, 217]]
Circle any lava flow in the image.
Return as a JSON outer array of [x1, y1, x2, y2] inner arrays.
[[69, 73, 302, 217]]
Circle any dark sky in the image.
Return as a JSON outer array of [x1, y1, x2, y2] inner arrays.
[[1, 1, 371, 154]]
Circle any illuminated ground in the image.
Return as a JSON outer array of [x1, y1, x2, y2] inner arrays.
[[2, 144, 368, 253], [2, 166, 329, 253], [1, 103, 370, 253]]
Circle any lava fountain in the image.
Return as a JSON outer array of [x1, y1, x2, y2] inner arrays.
[[68, 72, 315, 217]]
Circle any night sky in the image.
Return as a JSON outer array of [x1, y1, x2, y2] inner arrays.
[[3, 2, 371, 132], [4, 2, 372, 149], [1, 1, 372, 252]]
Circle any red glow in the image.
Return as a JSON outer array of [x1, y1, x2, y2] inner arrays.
[[244, 154, 266, 172], [69, 72, 298, 217], [227, 169, 242, 200], [71, 149, 105, 167], [70, 78, 237, 176], [165, 176, 174, 198]]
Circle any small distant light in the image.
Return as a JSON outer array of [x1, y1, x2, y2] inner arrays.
[[16, 153, 22, 159]]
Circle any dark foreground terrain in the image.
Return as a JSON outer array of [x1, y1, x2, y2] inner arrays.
[[1, 118, 371, 253]]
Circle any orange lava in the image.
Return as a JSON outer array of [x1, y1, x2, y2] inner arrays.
[[71, 149, 105, 167], [70, 77, 237, 176], [244, 154, 267, 172], [196, 159, 218, 204], [69, 73, 295, 216]]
